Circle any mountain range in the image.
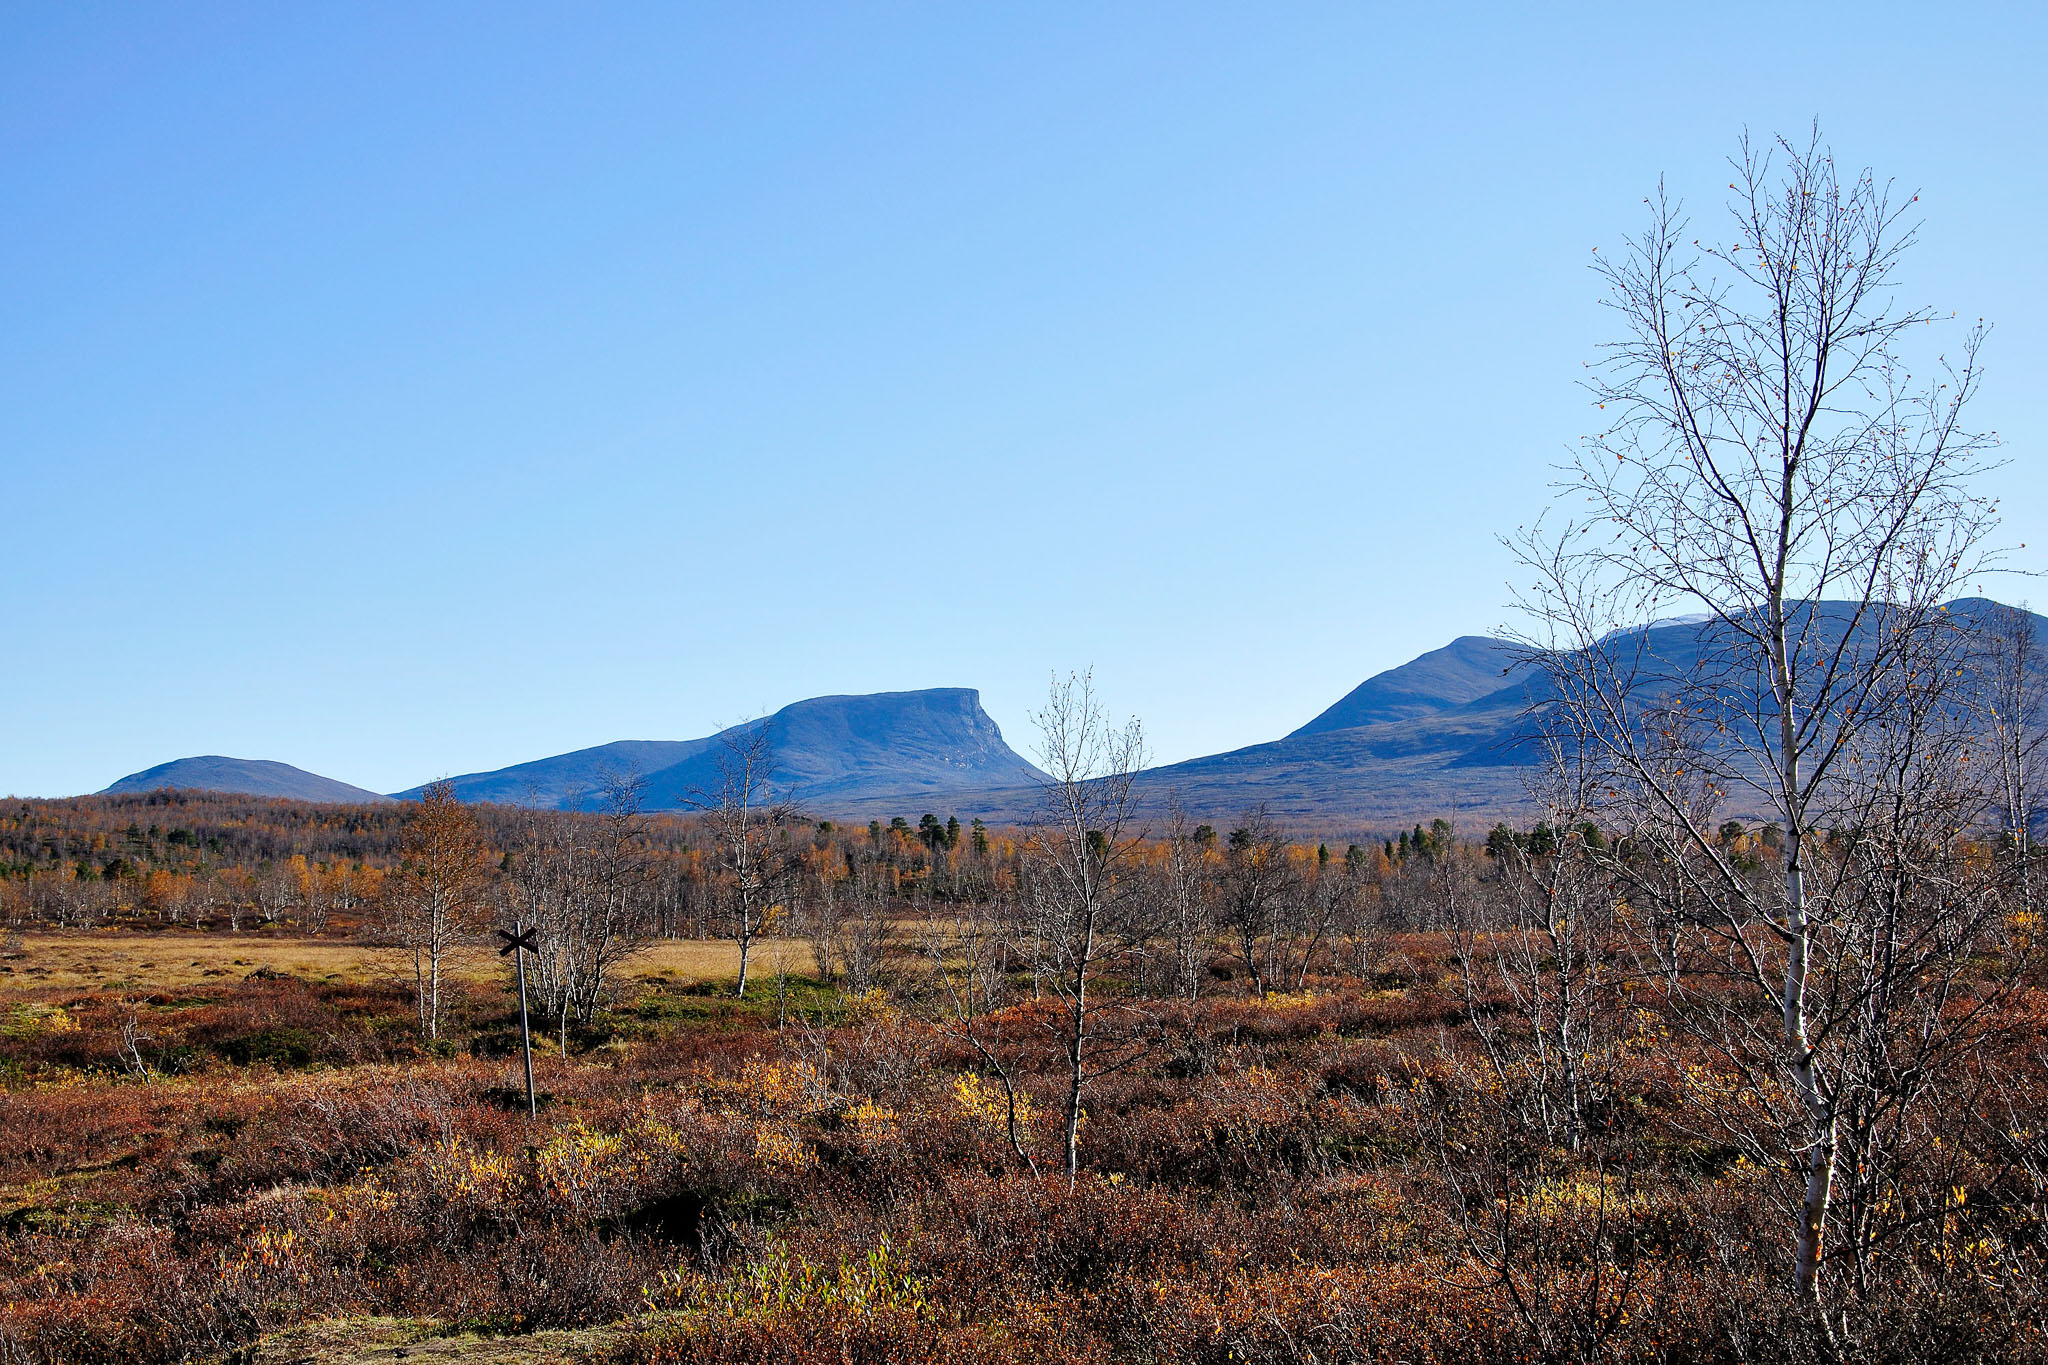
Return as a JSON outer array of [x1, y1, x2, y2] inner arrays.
[[94, 600, 2044, 831]]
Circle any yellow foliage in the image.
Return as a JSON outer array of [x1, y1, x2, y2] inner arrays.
[[217, 1224, 312, 1288], [535, 1122, 630, 1200], [3, 1003, 78, 1041], [1522, 1172, 1652, 1221], [417, 1136, 521, 1203], [843, 986, 901, 1026], [753, 1125, 813, 1171], [649, 1237, 929, 1321], [703, 1057, 826, 1118], [845, 1098, 899, 1146], [953, 1071, 1028, 1133]]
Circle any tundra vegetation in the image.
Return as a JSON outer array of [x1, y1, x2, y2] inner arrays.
[[2, 129, 2043, 1363]]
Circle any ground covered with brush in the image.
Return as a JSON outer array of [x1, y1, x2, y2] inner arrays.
[[1, 928, 2042, 1365]]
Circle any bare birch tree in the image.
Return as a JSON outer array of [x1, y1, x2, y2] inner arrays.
[[577, 769, 654, 1017], [510, 770, 656, 1054], [1023, 670, 1150, 1180], [1981, 602, 2047, 914], [507, 799, 583, 1056], [1514, 125, 2003, 1314], [1159, 795, 1215, 1001], [693, 722, 801, 998], [1218, 808, 1297, 997], [920, 893, 1040, 1175], [1457, 773, 1620, 1154]]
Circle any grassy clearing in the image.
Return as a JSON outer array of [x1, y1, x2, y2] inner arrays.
[[235, 1315, 625, 1364], [0, 932, 758, 995]]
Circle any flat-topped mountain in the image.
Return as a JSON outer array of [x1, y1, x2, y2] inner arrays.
[[100, 756, 395, 805], [402, 687, 1047, 811], [860, 672, 1540, 828]]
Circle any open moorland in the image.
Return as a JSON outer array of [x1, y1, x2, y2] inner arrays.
[[2, 776, 2045, 1365]]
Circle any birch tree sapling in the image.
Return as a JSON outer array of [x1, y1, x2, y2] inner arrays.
[[1024, 670, 1150, 1180], [693, 722, 802, 999], [1219, 808, 1297, 997], [1982, 602, 2047, 913], [920, 892, 1041, 1176], [578, 769, 654, 1017], [1458, 758, 1619, 1154]]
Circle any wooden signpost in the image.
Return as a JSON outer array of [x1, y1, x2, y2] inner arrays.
[[497, 925, 540, 1118]]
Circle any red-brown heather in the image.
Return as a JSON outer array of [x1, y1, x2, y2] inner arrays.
[[0, 773, 2042, 1363]]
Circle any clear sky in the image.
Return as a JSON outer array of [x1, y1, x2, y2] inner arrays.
[[5, 3, 2044, 798]]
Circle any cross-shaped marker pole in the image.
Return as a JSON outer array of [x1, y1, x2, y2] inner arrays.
[[497, 925, 540, 1118]]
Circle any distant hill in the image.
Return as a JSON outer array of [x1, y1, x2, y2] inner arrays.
[[404, 688, 1047, 812], [101, 757, 395, 805]]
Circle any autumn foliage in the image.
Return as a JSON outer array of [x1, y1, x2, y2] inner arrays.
[[0, 791, 2044, 1364]]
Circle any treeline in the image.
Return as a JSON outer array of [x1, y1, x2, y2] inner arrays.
[[0, 785, 1459, 966]]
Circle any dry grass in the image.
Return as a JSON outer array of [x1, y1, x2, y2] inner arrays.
[[243, 1316, 625, 1364], [0, 931, 761, 996]]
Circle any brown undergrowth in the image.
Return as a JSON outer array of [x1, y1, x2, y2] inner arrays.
[[0, 938, 2040, 1365]]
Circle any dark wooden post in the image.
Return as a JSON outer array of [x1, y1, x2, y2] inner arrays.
[[497, 925, 540, 1119]]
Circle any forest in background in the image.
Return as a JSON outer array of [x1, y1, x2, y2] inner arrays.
[[0, 784, 1426, 950], [0, 780, 1441, 1035]]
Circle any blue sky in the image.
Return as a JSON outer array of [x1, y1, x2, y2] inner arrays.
[[5, 4, 2044, 797]]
